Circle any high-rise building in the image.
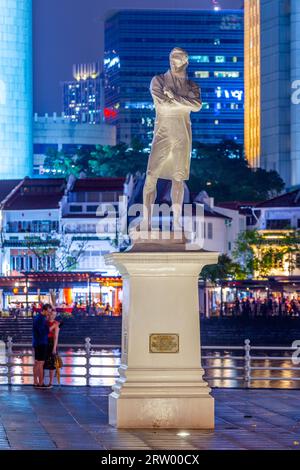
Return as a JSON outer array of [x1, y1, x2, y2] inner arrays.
[[245, 0, 300, 187], [62, 62, 104, 124], [244, 0, 261, 169], [33, 112, 116, 176], [104, 10, 244, 146], [0, 0, 33, 179]]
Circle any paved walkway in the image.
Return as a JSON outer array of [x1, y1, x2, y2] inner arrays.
[[0, 386, 300, 450]]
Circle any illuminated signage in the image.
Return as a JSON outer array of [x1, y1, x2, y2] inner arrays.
[[215, 86, 243, 101], [104, 108, 118, 119], [104, 55, 120, 69]]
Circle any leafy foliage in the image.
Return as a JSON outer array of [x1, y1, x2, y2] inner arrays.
[[24, 234, 87, 272], [200, 254, 245, 282], [202, 229, 300, 281], [44, 139, 285, 202], [44, 144, 148, 178], [189, 141, 284, 201], [232, 229, 300, 278]]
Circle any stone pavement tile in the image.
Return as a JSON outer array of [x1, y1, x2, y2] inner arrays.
[[93, 429, 151, 450], [2, 387, 300, 450], [183, 429, 243, 451], [40, 423, 102, 444], [218, 429, 287, 450], [0, 424, 9, 449], [130, 430, 196, 450], [6, 432, 57, 450], [51, 395, 106, 425], [49, 437, 102, 450]]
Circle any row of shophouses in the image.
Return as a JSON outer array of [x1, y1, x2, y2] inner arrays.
[[0, 175, 299, 315]]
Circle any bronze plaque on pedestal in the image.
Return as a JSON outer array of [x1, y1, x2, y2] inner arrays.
[[149, 334, 179, 353]]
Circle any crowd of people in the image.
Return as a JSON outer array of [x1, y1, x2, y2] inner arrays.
[[216, 296, 300, 318], [5, 300, 122, 318], [71, 301, 122, 317]]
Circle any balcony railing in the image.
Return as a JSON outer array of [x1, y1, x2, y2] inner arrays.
[[1, 338, 300, 389]]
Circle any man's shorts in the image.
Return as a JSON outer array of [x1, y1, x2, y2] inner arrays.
[[34, 345, 47, 361]]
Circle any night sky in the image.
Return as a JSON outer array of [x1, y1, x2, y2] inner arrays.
[[33, 0, 243, 114]]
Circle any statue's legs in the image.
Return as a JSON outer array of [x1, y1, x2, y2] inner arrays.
[[171, 179, 184, 231], [142, 174, 158, 229]]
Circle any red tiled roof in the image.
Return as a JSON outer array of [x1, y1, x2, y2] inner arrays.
[[62, 214, 100, 219], [216, 201, 259, 210], [72, 177, 125, 192], [5, 195, 63, 210], [255, 190, 300, 208], [3, 178, 66, 210], [0, 180, 21, 204]]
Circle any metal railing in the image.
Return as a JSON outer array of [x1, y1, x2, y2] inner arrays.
[[0, 337, 300, 388]]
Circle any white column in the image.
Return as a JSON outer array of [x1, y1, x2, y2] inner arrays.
[[105, 251, 218, 429]]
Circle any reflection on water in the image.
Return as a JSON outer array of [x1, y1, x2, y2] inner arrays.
[[0, 348, 300, 389], [0, 348, 121, 387], [202, 350, 300, 389]]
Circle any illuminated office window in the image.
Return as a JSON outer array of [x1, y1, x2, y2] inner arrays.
[[195, 71, 210, 78], [214, 71, 240, 78], [190, 55, 210, 63]]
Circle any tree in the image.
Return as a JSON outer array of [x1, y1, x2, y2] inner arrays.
[[232, 229, 300, 279], [24, 233, 87, 272], [232, 230, 262, 278], [189, 141, 284, 201], [88, 144, 148, 177], [44, 139, 285, 202], [280, 231, 300, 276], [44, 143, 148, 178], [200, 254, 246, 282]]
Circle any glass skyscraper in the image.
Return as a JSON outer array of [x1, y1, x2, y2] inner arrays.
[[245, 0, 300, 187], [62, 63, 105, 124], [0, 0, 33, 179], [104, 9, 244, 147]]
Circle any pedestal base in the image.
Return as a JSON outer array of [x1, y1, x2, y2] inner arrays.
[[109, 394, 214, 429], [104, 251, 218, 429]]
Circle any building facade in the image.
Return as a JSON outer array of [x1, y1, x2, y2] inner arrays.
[[244, 0, 261, 169], [245, 0, 300, 187], [104, 9, 244, 146], [243, 190, 300, 277], [0, 176, 250, 310], [0, 177, 124, 310], [62, 63, 104, 125], [0, 176, 247, 276], [33, 113, 116, 176], [0, 0, 33, 179], [60, 177, 124, 274], [0, 177, 125, 278]]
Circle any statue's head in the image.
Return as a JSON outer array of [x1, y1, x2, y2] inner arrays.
[[169, 48, 189, 74]]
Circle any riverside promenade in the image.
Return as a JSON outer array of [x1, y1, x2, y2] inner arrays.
[[0, 387, 300, 450]]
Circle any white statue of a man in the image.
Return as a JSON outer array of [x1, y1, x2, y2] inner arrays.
[[142, 47, 202, 231]]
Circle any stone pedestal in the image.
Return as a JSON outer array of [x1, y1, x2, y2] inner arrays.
[[104, 250, 218, 429]]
